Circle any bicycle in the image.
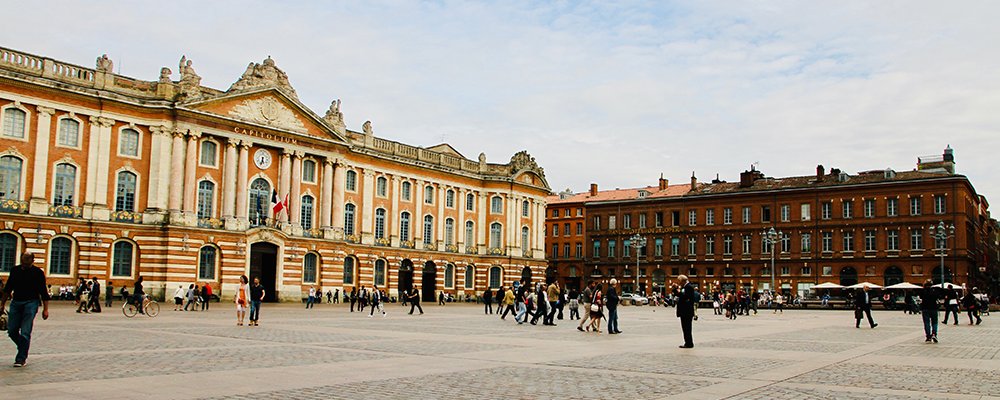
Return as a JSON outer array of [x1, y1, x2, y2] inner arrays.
[[123, 294, 160, 318]]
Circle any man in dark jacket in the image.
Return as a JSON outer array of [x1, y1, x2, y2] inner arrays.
[[408, 287, 424, 315], [854, 285, 878, 329], [607, 279, 621, 334], [1, 253, 51, 367], [676, 275, 695, 348]]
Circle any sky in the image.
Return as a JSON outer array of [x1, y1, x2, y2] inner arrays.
[[3, 1, 999, 201]]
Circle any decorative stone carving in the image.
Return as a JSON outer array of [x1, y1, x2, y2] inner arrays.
[[228, 57, 298, 99], [229, 96, 306, 131], [323, 99, 346, 134], [362, 120, 373, 136], [158, 67, 172, 83], [178, 55, 202, 100], [509, 150, 545, 177], [96, 54, 113, 72]]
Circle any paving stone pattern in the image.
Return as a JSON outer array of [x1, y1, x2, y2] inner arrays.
[[790, 362, 1000, 397]]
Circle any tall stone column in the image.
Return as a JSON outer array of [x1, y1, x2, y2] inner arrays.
[[478, 192, 487, 253], [290, 151, 303, 230], [436, 184, 445, 250], [390, 176, 400, 246], [142, 125, 172, 224], [28, 106, 55, 216], [167, 130, 186, 217], [330, 161, 346, 236], [321, 159, 334, 230], [182, 132, 200, 217], [535, 201, 545, 258], [360, 170, 375, 244], [234, 141, 250, 228], [457, 188, 466, 248], [415, 180, 425, 245], [278, 150, 291, 225], [221, 140, 238, 221]]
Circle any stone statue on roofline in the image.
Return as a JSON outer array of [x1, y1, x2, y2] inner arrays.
[[228, 56, 298, 99], [96, 54, 113, 72], [362, 120, 373, 136], [177, 55, 203, 101], [324, 99, 346, 134]]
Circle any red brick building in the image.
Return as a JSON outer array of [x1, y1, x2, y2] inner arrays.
[[550, 148, 1000, 298]]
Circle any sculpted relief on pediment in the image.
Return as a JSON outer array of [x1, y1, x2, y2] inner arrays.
[[228, 97, 306, 132]]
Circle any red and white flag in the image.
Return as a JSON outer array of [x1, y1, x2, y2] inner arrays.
[[271, 190, 288, 216]]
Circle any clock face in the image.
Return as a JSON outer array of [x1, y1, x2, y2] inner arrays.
[[254, 149, 272, 169]]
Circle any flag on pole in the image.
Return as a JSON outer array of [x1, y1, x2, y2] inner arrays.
[[272, 189, 285, 216]]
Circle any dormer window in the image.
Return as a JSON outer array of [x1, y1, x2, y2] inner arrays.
[[638, 190, 649, 198]]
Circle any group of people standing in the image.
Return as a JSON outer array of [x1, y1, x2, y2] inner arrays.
[[171, 283, 213, 312]]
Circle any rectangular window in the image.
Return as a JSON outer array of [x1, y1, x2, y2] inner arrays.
[[424, 186, 434, 204], [723, 208, 732, 224], [672, 211, 680, 226], [593, 240, 601, 258], [887, 229, 899, 251], [910, 229, 923, 250], [887, 198, 898, 216], [781, 266, 790, 276], [564, 244, 571, 258], [623, 214, 631, 229], [402, 182, 411, 201], [910, 197, 921, 216], [934, 195, 946, 214], [864, 199, 875, 218], [670, 237, 680, 255], [608, 216, 616, 230], [564, 209, 570, 217], [688, 237, 696, 255], [742, 207, 751, 224], [576, 223, 582, 235], [742, 235, 751, 255], [742, 267, 751, 276], [780, 232, 790, 253], [655, 238, 663, 257], [552, 209, 559, 218], [705, 236, 715, 255], [576, 208, 582, 217], [563, 223, 570, 237], [843, 231, 854, 252], [800, 204, 810, 221], [706, 209, 715, 225], [638, 213, 647, 228], [302, 160, 315, 183], [761, 206, 771, 222], [822, 232, 833, 252], [593, 216, 601, 230], [780, 204, 790, 222], [608, 240, 616, 258], [842, 201, 853, 219], [552, 244, 558, 258], [821, 202, 832, 220], [575, 243, 582, 259], [723, 235, 733, 255], [655, 212, 663, 227], [688, 210, 697, 226], [864, 230, 876, 251], [624, 240, 631, 257], [802, 266, 811, 276], [823, 266, 833, 276], [490, 196, 502, 213], [446, 190, 455, 208], [801, 233, 811, 252], [552, 224, 559, 237]]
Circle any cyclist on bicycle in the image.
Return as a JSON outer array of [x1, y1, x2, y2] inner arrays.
[[132, 276, 146, 314]]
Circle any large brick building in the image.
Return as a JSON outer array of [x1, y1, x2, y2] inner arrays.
[[0, 46, 550, 301], [549, 149, 999, 298]]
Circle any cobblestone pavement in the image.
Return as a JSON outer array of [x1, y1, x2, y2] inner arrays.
[[2, 302, 999, 399]]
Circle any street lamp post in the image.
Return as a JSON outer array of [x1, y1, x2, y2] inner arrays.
[[933, 221, 956, 286], [762, 227, 782, 294], [630, 233, 647, 295]]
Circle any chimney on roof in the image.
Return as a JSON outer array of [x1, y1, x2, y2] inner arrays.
[[711, 173, 722, 184], [658, 173, 668, 190], [816, 165, 825, 182], [689, 171, 697, 191], [589, 183, 598, 196], [739, 165, 764, 188]]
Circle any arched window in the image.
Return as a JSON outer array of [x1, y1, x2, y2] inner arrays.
[[400, 211, 411, 242], [118, 128, 140, 157], [884, 266, 904, 287], [401, 181, 411, 200], [521, 226, 530, 251], [114, 171, 137, 212], [489, 266, 502, 289], [522, 200, 529, 217], [464, 265, 475, 289], [199, 140, 217, 167], [302, 253, 318, 284], [301, 195, 315, 230], [197, 180, 214, 219], [2, 108, 26, 138], [490, 222, 502, 249], [345, 170, 357, 191], [49, 236, 73, 275], [249, 178, 270, 226], [445, 264, 455, 288], [374, 259, 386, 286], [466, 193, 474, 211], [446, 189, 455, 208], [111, 241, 135, 277], [374, 208, 386, 239], [376, 176, 387, 197], [0, 155, 23, 201], [931, 266, 953, 285], [839, 266, 858, 287], [465, 221, 474, 246], [0, 232, 16, 273], [344, 203, 356, 235], [491, 196, 503, 213], [302, 159, 316, 183], [423, 215, 434, 245], [424, 185, 434, 204], [444, 218, 455, 246], [198, 246, 218, 280], [53, 163, 76, 206], [343, 256, 356, 285], [57, 118, 79, 147]]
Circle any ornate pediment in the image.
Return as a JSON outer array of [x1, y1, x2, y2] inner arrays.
[[228, 57, 298, 99], [228, 96, 306, 132]]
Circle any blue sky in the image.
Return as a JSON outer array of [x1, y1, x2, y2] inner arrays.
[[4, 1, 999, 202]]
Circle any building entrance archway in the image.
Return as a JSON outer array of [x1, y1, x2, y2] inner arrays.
[[521, 266, 533, 285], [399, 259, 414, 295], [249, 242, 279, 302], [422, 261, 437, 301]]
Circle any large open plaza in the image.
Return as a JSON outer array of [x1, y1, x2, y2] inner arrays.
[[2, 302, 998, 399]]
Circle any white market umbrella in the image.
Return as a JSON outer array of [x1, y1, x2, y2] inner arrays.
[[812, 282, 844, 289], [846, 282, 882, 289], [932, 283, 962, 290], [884, 282, 922, 290]]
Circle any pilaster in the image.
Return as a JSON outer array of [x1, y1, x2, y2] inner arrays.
[[141, 125, 172, 224], [28, 106, 55, 216], [360, 170, 375, 245]]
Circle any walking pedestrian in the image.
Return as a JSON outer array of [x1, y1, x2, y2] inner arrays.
[[676, 275, 696, 348], [75, 278, 89, 313], [773, 292, 784, 314], [199, 284, 209, 311], [203, 283, 212, 310], [249, 277, 264, 326], [334, 289, 340, 304], [577, 281, 594, 332], [499, 285, 516, 319], [483, 288, 493, 314], [105, 280, 114, 308], [607, 279, 621, 334], [88, 278, 101, 313], [854, 285, 878, 329], [919, 279, 940, 343], [514, 281, 527, 324], [184, 284, 197, 311], [963, 289, 982, 325], [172, 285, 185, 311], [407, 287, 424, 315], [943, 287, 959, 325], [369, 285, 387, 317], [588, 283, 604, 333], [349, 287, 357, 312], [438, 291, 445, 306], [1, 253, 51, 367], [326, 290, 333, 304], [306, 286, 317, 309], [235, 275, 250, 326], [568, 288, 580, 320], [545, 281, 559, 326]]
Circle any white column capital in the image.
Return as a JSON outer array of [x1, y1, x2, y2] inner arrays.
[[89, 116, 115, 127], [35, 105, 56, 117]]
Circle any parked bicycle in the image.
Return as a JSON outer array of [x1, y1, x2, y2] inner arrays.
[[123, 294, 160, 318]]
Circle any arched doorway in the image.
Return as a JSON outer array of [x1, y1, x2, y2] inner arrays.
[[398, 259, 414, 295], [545, 266, 557, 284], [884, 266, 904, 287], [839, 266, 858, 287], [931, 266, 953, 285], [422, 261, 437, 301], [652, 269, 666, 295], [521, 266, 532, 285], [249, 242, 279, 302]]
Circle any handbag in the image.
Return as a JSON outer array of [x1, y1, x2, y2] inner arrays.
[[590, 304, 599, 313], [0, 310, 6, 331], [854, 308, 863, 319]]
